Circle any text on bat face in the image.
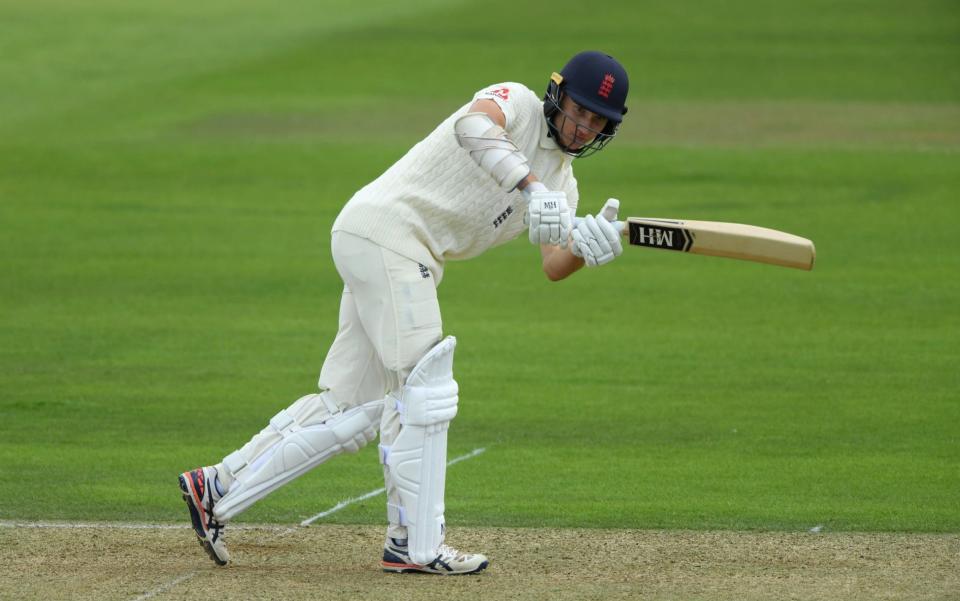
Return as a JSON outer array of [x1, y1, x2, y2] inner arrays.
[[635, 226, 675, 247]]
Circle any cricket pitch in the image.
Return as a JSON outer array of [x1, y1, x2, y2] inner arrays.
[[1, 523, 957, 600]]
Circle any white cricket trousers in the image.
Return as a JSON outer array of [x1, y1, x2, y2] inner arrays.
[[326, 232, 444, 539], [320, 231, 443, 405], [218, 232, 443, 536]]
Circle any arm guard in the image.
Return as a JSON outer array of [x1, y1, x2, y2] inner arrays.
[[453, 112, 530, 191]]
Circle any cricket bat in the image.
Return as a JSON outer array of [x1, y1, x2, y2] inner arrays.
[[617, 217, 816, 270]]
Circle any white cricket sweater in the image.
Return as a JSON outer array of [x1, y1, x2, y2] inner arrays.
[[332, 82, 579, 268]]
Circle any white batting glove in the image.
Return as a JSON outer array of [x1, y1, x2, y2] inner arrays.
[[522, 182, 572, 248], [571, 198, 623, 267]]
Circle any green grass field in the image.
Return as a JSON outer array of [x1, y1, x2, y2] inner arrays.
[[1, 0, 958, 538]]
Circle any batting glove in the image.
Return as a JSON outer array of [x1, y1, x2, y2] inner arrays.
[[523, 182, 572, 248], [571, 198, 623, 267]]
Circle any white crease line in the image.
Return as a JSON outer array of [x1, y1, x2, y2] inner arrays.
[[300, 487, 386, 527], [299, 446, 487, 527], [132, 571, 197, 601], [446, 446, 486, 466], [5, 446, 488, 601], [0, 521, 289, 531], [0, 521, 187, 530], [3, 448, 490, 533]]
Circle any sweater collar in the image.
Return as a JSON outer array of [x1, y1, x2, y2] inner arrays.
[[538, 111, 560, 151], [538, 110, 574, 166]]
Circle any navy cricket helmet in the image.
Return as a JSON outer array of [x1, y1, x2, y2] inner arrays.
[[544, 51, 629, 157]]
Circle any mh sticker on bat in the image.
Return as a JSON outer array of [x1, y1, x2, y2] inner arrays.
[[628, 220, 694, 252]]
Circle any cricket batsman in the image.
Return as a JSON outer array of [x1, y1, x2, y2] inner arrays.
[[178, 50, 629, 575]]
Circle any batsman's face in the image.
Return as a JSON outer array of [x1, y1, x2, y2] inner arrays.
[[554, 95, 608, 150]]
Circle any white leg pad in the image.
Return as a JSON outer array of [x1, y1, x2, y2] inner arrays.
[[385, 336, 459, 565], [213, 395, 383, 522]]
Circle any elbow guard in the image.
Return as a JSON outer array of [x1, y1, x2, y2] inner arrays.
[[453, 112, 530, 191]]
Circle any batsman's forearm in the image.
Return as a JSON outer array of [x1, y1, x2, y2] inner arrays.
[[518, 174, 546, 198], [541, 244, 584, 281]]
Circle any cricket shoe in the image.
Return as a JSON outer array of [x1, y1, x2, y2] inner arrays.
[[178, 466, 230, 566], [382, 537, 489, 575]]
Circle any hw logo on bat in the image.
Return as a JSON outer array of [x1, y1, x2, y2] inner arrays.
[[628, 221, 694, 252]]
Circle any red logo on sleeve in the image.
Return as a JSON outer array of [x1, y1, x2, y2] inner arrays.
[[598, 75, 615, 98], [487, 87, 510, 101]]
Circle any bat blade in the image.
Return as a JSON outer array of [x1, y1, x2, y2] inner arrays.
[[622, 218, 815, 270]]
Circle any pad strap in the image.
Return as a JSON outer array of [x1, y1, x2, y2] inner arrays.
[[222, 450, 248, 478], [269, 409, 296, 432], [387, 503, 407, 526]]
